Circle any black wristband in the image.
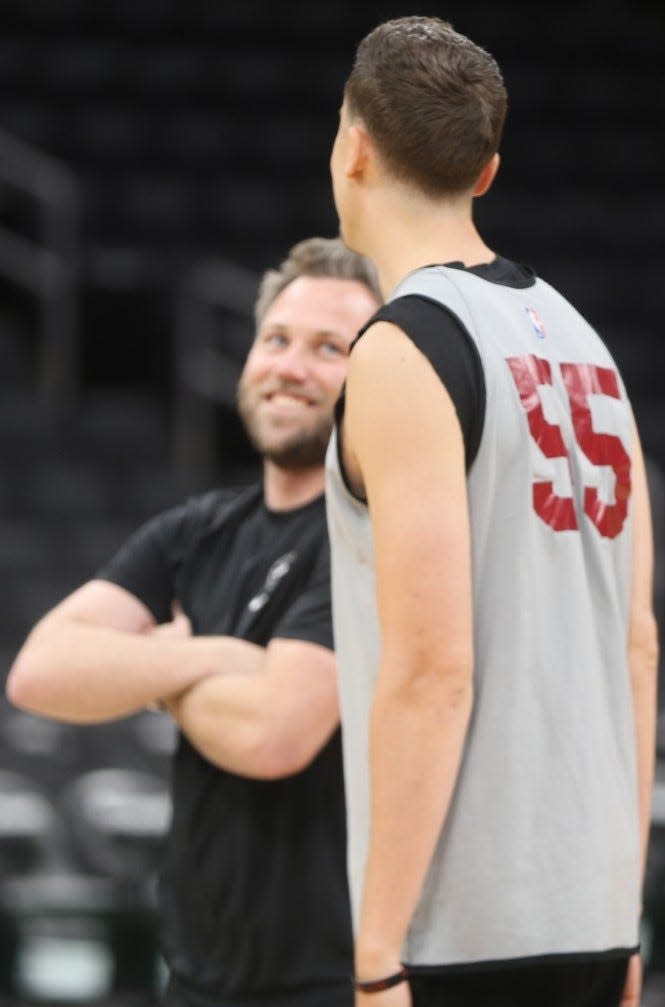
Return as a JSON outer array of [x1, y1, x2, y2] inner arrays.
[[353, 966, 409, 993]]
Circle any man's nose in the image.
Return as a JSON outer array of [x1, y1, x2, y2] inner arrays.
[[273, 344, 309, 382]]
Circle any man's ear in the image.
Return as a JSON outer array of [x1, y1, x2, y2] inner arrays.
[[473, 153, 500, 197], [344, 123, 372, 179]]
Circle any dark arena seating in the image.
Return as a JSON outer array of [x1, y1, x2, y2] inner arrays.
[[0, 2, 663, 1003]]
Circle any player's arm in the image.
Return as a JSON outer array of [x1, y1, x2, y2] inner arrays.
[[628, 426, 659, 874], [166, 638, 339, 779], [344, 322, 474, 985], [6, 579, 263, 723], [621, 425, 659, 1007]]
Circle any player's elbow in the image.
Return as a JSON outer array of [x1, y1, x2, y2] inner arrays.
[[629, 609, 659, 685], [391, 639, 474, 703], [434, 668, 474, 725]]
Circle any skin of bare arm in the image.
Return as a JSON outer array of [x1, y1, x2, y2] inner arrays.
[[342, 322, 475, 1003], [621, 425, 659, 1007], [7, 580, 341, 781], [167, 638, 340, 778], [6, 580, 269, 723]]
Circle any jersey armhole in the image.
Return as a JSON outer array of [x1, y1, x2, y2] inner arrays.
[[335, 295, 486, 493]]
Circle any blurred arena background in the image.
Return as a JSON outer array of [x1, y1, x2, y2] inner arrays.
[[0, 0, 663, 1003]]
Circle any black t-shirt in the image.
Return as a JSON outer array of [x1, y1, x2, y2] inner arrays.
[[97, 484, 352, 1007]]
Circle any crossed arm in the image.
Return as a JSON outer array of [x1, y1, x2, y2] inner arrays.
[[6, 579, 340, 779]]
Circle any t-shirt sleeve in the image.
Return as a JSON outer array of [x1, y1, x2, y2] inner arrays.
[[95, 504, 192, 624], [358, 294, 486, 468], [270, 541, 334, 653]]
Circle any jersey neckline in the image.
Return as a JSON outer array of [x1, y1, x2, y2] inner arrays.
[[412, 256, 536, 290]]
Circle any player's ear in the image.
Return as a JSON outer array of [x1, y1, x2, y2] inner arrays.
[[473, 153, 500, 197], [344, 123, 372, 179]]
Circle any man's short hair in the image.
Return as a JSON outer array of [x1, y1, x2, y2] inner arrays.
[[345, 16, 508, 197], [254, 237, 381, 325]]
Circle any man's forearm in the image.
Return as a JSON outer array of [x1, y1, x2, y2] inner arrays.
[[168, 638, 339, 779], [356, 666, 473, 977], [629, 615, 659, 877], [628, 428, 659, 881], [168, 658, 287, 778], [7, 620, 256, 724]]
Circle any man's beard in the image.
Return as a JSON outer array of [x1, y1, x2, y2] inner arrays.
[[245, 419, 333, 469], [237, 385, 334, 470]]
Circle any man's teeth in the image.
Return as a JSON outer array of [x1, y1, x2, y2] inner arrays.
[[271, 393, 310, 408]]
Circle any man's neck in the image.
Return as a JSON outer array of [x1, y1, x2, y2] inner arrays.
[[262, 460, 326, 512], [361, 191, 494, 297]]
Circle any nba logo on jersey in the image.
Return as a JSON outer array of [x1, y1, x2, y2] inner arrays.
[[525, 305, 546, 340]]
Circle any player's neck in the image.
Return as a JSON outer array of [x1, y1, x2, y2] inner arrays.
[[364, 191, 494, 297], [262, 460, 325, 512]]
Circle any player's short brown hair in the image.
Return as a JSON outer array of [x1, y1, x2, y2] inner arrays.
[[345, 16, 508, 197], [254, 237, 380, 325]]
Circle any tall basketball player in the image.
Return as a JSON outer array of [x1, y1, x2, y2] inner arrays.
[[327, 17, 657, 1007]]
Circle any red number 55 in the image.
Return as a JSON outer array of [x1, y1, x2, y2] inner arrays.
[[506, 355, 631, 539]]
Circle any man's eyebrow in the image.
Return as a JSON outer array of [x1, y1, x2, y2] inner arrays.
[[259, 323, 345, 340]]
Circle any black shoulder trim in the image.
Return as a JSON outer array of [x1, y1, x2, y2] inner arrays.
[[455, 256, 536, 289], [333, 388, 368, 505], [355, 294, 486, 470]]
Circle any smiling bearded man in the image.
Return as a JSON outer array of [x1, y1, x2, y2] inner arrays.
[[7, 237, 380, 1007], [237, 270, 371, 470]]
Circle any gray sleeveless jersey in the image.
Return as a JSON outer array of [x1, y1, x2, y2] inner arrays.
[[326, 264, 640, 968]]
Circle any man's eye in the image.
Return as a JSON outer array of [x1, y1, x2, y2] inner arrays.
[[321, 341, 345, 356], [264, 333, 288, 347]]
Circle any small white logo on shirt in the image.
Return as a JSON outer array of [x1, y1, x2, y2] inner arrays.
[[247, 551, 297, 613]]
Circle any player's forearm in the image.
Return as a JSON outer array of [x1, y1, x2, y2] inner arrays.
[[356, 662, 473, 975], [7, 620, 229, 723], [628, 611, 659, 878]]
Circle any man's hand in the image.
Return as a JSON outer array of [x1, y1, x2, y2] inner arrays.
[[145, 603, 192, 640], [144, 603, 193, 714], [620, 953, 641, 1007]]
